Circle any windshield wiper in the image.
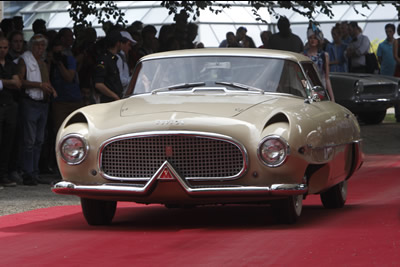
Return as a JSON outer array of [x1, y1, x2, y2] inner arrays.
[[151, 82, 206, 94], [215, 82, 264, 94]]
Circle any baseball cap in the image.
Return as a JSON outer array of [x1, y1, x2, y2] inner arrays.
[[120, 31, 137, 45]]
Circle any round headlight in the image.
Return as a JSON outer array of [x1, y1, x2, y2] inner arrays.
[[59, 134, 88, 165], [258, 136, 289, 167]]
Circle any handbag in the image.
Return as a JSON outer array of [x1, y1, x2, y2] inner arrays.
[[365, 52, 379, 74]]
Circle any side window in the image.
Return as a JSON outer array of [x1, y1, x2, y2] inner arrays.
[[301, 62, 330, 101], [277, 61, 307, 97], [301, 62, 323, 87]]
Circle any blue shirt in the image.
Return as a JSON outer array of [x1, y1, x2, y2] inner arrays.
[[50, 54, 82, 102], [377, 39, 396, 76], [326, 42, 348, 72]]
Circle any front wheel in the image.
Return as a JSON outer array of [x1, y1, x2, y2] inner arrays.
[[81, 198, 117, 225], [358, 110, 386, 124], [272, 195, 303, 224], [320, 180, 348, 209]]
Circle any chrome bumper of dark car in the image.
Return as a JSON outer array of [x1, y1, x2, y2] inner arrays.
[[354, 98, 395, 104]]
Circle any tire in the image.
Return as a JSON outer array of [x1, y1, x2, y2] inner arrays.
[[320, 180, 348, 209], [81, 198, 117, 225], [358, 110, 386, 125], [272, 195, 303, 224]]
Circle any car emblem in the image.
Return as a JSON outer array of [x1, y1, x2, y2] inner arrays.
[[165, 146, 173, 157], [157, 165, 175, 180], [156, 120, 184, 126]]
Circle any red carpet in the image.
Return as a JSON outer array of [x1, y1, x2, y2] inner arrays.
[[0, 155, 400, 266]]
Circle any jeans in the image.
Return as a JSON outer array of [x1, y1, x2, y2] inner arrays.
[[0, 102, 18, 178], [395, 103, 400, 122], [21, 98, 49, 176]]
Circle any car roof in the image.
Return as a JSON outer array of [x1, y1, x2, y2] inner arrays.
[[140, 48, 311, 63]]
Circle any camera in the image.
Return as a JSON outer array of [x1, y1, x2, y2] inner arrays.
[[53, 52, 64, 62]]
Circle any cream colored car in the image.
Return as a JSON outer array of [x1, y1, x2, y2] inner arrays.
[[53, 49, 363, 225]]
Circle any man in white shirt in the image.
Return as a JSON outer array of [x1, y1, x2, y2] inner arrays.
[[117, 31, 136, 95], [346, 21, 371, 73]]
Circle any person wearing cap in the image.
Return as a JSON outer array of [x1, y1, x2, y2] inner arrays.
[[94, 30, 124, 103], [345, 21, 370, 73], [303, 23, 335, 102], [117, 31, 136, 96], [268, 17, 304, 53], [49, 35, 83, 138]]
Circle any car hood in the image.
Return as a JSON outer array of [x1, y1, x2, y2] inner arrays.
[[120, 93, 280, 117], [330, 72, 397, 86]]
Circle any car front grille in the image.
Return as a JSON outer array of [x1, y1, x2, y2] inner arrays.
[[100, 133, 247, 181], [362, 84, 397, 96]]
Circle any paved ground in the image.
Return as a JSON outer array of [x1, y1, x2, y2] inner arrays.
[[0, 119, 399, 216]]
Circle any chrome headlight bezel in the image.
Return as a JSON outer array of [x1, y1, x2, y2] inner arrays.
[[59, 134, 89, 165], [257, 135, 290, 168]]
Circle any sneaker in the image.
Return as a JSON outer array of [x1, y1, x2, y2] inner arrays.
[[9, 171, 23, 185], [23, 174, 38, 186], [0, 177, 17, 187]]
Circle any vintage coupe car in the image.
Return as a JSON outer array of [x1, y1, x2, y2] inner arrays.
[[330, 72, 400, 124], [53, 49, 363, 225]]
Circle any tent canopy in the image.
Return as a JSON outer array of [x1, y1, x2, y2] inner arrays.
[[6, 1, 400, 47]]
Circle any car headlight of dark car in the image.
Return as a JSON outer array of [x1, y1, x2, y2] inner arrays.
[[354, 81, 364, 95], [59, 134, 88, 165], [258, 135, 290, 167]]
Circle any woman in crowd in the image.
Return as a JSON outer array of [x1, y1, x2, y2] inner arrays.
[[326, 23, 348, 72], [303, 23, 335, 102]]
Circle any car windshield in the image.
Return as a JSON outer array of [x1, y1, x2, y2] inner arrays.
[[130, 56, 308, 97]]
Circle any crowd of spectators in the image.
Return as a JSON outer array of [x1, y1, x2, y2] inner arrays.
[[0, 14, 399, 189]]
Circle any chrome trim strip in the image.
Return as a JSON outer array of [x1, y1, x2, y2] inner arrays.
[[53, 162, 307, 197], [58, 133, 89, 165], [139, 53, 301, 63], [98, 131, 248, 182], [304, 138, 362, 150]]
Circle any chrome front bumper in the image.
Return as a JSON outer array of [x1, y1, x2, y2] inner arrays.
[[53, 180, 307, 197], [53, 161, 307, 200]]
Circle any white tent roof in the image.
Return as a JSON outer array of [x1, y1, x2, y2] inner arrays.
[[11, 1, 400, 47]]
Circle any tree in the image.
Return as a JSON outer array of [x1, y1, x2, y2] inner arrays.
[[68, 1, 400, 28], [161, 1, 400, 24], [68, 1, 127, 28]]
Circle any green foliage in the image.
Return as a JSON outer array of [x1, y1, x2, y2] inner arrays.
[[68, 1, 128, 28]]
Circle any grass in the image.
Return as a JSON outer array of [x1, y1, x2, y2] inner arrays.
[[384, 113, 396, 123]]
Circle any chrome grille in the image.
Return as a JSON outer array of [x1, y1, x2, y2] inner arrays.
[[100, 133, 246, 180]]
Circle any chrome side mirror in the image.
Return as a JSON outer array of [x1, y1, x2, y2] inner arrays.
[[310, 86, 326, 102]]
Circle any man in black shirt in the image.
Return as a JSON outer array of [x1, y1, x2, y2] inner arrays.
[[94, 30, 124, 103], [268, 17, 304, 53], [0, 36, 21, 187]]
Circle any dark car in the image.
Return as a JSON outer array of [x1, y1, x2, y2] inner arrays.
[[330, 72, 399, 124]]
